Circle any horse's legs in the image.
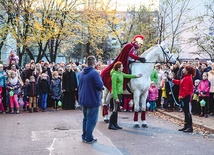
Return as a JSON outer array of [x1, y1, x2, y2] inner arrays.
[[133, 90, 141, 128], [140, 92, 148, 128], [102, 89, 112, 123], [103, 105, 108, 116]]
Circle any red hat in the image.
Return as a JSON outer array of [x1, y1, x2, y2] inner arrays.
[[133, 35, 144, 44]]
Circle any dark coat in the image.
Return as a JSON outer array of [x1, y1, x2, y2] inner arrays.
[[50, 78, 62, 100], [165, 80, 175, 98], [62, 70, 77, 92], [26, 82, 38, 97], [42, 68, 52, 81], [21, 69, 34, 82], [38, 79, 49, 94]]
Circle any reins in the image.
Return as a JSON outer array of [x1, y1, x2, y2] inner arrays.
[[136, 45, 173, 64]]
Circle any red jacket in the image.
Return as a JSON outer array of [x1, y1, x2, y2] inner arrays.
[[172, 74, 193, 98]]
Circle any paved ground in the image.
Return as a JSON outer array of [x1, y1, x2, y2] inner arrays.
[[0, 108, 214, 155]]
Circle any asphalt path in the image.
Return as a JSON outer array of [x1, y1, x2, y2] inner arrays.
[[0, 109, 213, 155]]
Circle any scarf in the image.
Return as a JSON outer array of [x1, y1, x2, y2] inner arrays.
[[10, 77, 18, 85]]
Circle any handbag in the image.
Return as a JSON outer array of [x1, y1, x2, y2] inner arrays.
[[58, 101, 62, 107], [200, 99, 206, 107], [9, 91, 14, 97]]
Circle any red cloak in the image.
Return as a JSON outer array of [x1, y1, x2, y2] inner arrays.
[[101, 43, 134, 92]]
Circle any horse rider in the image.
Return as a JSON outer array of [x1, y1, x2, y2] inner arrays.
[[101, 35, 146, 122], [101, 35, 146, 92]]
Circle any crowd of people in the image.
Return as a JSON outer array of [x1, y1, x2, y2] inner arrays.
[[0, 50, 89, 114], [119, 58, 214, 120], [101, 59, 211, 117], [153, 58, 213, 117]]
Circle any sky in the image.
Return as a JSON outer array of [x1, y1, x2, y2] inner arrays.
[[113, 0, 150, 11]]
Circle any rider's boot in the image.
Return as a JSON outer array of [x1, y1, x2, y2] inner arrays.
[[114, 112, 122, 129], [103, 105, 109, 123], [108, 112, 118, 130], [103, 105, 108, 116]]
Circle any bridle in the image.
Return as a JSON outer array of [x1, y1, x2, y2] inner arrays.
[[138, 45, 174, 64]]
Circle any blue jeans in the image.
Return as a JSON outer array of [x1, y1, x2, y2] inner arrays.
[[81, 106, 99, 142], [41, 93, 48, 110], [149, 101, 156, 111]]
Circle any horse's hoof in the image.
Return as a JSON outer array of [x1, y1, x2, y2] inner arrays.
[[141, 124, 148, 128], [104, 119, 109, 123], [133, 124, 140, 128]]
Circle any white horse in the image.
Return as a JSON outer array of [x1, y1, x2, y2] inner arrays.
[[102, 43, 176, 128]]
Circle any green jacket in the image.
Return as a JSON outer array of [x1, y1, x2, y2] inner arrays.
[[150, 69, 158, 85], [111, 69, 137, 100]]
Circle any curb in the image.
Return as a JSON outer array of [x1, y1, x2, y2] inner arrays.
[[157, 110, 214, 134]]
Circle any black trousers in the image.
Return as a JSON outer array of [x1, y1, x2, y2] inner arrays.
[[156, 89, 162, 108], [199, 96, 208, 115], [113, 94, 122, 112], [181, 95, 192, 128]]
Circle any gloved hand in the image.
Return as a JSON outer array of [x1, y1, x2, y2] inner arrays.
[[138, 57, 146, 63]]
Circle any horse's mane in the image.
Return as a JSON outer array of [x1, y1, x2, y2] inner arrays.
[[140, 45, 158, 57]]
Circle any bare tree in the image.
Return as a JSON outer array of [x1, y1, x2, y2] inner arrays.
[[189, 0, 214, 60], [158, 0, 192, 55]]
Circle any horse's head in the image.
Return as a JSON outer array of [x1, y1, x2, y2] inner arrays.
[[140, 43, 176, 64], [158, 42, 176, 64]]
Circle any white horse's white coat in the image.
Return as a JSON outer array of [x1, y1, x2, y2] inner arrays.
[[103, 44, 176, 126]]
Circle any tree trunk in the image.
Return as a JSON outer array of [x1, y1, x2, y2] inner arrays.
[[0, 41, 4, 59], [53, 39, 60, 62], [26, 48, 34, 60], [86, 41, 90, 56], [36, 41, 49, 63]]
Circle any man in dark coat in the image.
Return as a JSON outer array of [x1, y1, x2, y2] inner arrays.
[[62, 63, 77, 110]]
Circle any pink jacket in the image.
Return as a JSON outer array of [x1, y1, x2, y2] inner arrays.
[[198, 79, 210, 97], [148, 86, 158, 101]]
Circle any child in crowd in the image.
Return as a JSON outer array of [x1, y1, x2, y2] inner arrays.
[[22, 79, 30, 111], [161, 77, 167, 109], [6, 71, 21, 114], [165, 72, 175, 112], [8, 50, 19, 65], [33, 63, 42, 81], [192, 79, 200, 115], [198, 72, 210, 118], [0, 86, 5, 114], [38, 73, 49, 112], [27, 76, 38, 113], [148, 81, 158, 112], [50, 71, 62, 111]]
